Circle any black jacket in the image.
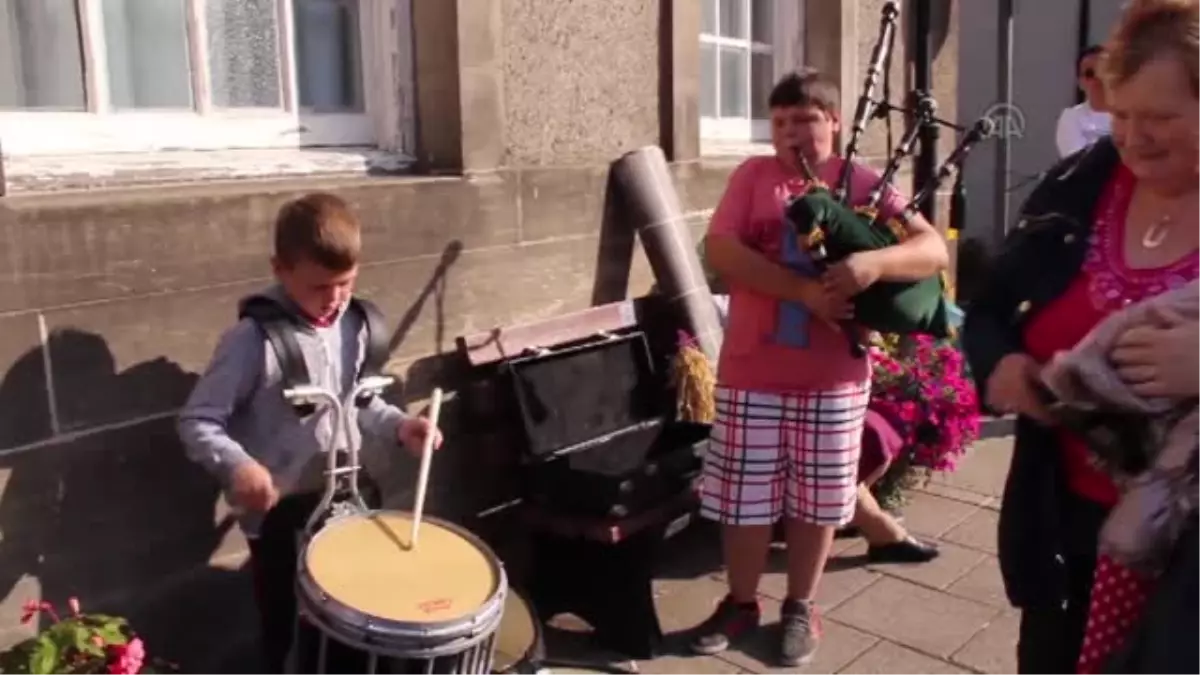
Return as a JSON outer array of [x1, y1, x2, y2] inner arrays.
[[961, 138, 1121, 609]]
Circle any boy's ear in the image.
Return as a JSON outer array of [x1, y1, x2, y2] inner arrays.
[[270, 256, 286, 276]]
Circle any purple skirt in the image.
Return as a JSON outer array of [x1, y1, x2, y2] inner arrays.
[[860, 409, 904, 480]]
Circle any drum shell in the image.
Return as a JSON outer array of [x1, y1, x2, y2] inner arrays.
[[296, 510, 508, 664], [491, 588, 546, 674]]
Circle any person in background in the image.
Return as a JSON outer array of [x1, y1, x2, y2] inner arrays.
[[1056, 45, 1113, 158]]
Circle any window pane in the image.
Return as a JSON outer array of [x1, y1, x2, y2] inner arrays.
[[0, 0, 86, 110], [751, 52, 773, 119], [701, 0, 716, 34], [718, 47, 747, 118], [751, 0, 774, 44], [207, 0, 282, 108], [294, 0, 363, 112], [102, 0, 192, 109], [718, 0, 745, 39], [700, 42, 717, 118]]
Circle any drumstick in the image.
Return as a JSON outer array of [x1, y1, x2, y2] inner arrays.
[[410, 387, 443, 549]]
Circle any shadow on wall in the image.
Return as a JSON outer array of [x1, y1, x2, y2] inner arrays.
[[0, 329, 257, 673]]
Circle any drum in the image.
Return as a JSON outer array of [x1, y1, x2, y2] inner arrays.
[[491, 589, 545, 673], [294, 510, 508, 674], [488, 590, 639, 675]]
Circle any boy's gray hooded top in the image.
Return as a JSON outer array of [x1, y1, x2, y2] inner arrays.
[[177, 285, 406, 536]]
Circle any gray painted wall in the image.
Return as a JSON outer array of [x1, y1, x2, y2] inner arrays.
[[957, 0, 1125, 252], [957, 0, 1081, 250], [1090, 0, 1124, 45]]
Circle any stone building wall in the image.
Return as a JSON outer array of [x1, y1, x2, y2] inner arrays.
[[0, 1, 958, 669]]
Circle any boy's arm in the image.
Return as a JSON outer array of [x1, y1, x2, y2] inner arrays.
[[848, 168, 950, 284], [357, 394, 407, 444], [704, 159, 820, 304], [177, 320, 263, 484]]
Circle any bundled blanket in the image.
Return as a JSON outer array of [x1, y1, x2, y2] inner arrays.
[[1040, 280, 1199, 576]]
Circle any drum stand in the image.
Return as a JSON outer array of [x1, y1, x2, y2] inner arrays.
[[282, 375, 396, 536], [281, 375, 396, 675]]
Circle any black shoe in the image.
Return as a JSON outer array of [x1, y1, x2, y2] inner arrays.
[[779, 598, 821, 666], [866, 536, 940, 564], [834, 525, 861, 539], [688, 596, 761, 656]]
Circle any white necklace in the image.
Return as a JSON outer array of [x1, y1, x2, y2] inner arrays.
[[1142, 215, 1171, 249]]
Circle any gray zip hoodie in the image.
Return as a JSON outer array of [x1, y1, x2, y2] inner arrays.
[[177, 284, 406, 537]]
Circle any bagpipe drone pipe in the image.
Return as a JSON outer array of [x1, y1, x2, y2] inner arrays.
[[782, 0, 994, 356]]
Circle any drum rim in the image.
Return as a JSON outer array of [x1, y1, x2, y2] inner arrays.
[[298, 509, 508, 640], [295, 595, 503, 661]]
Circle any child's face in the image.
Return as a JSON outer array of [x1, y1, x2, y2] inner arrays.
[[771, 104, 840, 166], [272, 257, 358, 321]]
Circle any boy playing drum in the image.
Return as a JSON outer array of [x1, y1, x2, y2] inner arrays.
[[177, 193, 442, 671]]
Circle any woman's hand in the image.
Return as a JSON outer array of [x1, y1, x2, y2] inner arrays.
[[986, 353, 1054, 424], [1110, 307, 1199, 398]]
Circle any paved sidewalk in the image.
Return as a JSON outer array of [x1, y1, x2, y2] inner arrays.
[[543, 437, 1019, 674]]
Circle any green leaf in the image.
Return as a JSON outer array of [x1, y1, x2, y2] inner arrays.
[[28, 635, 58, 675], [79, 615, 129, 648]]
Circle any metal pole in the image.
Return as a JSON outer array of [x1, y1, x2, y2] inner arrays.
[[993, 0, 1016, 247], [913, 0, 938, 224], [1077, 0, 1091, 105]]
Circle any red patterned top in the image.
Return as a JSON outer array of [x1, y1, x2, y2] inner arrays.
[[1023, 163, 1199, 506]]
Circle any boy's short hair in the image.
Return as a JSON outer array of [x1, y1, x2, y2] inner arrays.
[[767, 69, 841, 117], [274, 192, 362, 272]]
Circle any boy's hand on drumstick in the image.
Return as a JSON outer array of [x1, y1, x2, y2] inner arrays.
[[398, 416, 444, 457], [230, 460, 279, 513]]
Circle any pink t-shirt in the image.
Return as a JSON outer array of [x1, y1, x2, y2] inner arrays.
[[708, 154, 908, 393]]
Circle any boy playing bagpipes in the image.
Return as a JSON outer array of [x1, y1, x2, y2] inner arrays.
[[690, 70, 950, 666]]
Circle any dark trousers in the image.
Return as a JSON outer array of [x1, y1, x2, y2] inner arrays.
[[247, 484, 380, 673], [1016, 492, 1109, 674]]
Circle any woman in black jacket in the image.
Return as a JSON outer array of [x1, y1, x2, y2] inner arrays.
[[961, 1, 1198, 672]]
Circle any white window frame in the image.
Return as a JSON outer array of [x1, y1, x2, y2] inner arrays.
[[700, 0, 804, 143], [0, 0, 415, 157]]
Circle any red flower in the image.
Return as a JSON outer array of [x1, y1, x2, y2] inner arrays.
[[19, 600, 40, 624]]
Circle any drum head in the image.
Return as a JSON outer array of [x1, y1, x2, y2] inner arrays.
[[492, 590, 542, 673], [305, 511, 499, 624]]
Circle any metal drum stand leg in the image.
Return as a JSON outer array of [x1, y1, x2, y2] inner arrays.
[[282, 376, 396, 674]]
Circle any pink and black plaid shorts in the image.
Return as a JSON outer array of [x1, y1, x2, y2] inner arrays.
[[700, 382, 870, 527]]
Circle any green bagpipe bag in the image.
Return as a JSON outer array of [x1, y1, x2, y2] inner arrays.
[[783, 181, 954, 339]]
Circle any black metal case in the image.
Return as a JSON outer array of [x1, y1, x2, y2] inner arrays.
[[502, 331, 708, 518]]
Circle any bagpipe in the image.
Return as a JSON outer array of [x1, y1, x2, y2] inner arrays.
[[783, 0, 993, 357]]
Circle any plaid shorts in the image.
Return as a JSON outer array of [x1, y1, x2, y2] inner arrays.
[[700, 382, 871, 527]]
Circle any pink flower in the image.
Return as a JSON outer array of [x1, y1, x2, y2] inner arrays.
[[107, 638, 145, 675], [68, 597, 81, 617]]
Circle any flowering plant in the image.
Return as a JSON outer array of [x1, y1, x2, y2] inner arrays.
[[868, 333, 981, 506], [0, 599, 175, 674]]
